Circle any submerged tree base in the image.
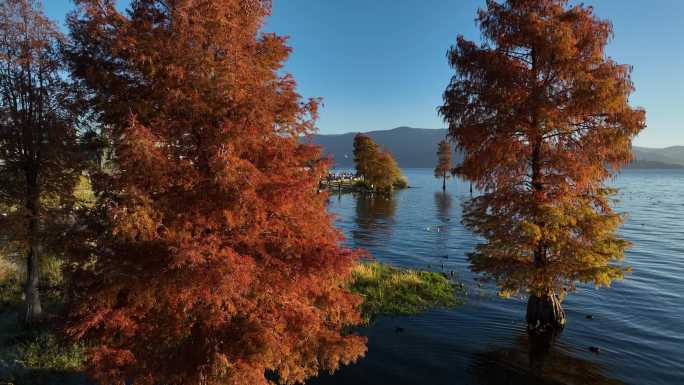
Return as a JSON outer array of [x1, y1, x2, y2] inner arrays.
[[349, 262, 462, 323], [526, 293, 566, 334]]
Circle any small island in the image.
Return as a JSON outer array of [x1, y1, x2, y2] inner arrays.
[[321, 133, 408, 194]]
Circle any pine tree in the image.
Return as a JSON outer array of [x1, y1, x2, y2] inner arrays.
[[434, 139, 453, 191], [439, 0, 645, 331], [0, 0, 82, 325], [65, 1, 366, 384]]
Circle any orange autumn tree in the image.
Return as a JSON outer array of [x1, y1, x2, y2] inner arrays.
[[352, 133, 405, 193], [64, 1, 366, 384], [439, 0, 645, 331], [365, 149, 403, 193], [353, 133, 379, 181], [434, 139, 453, 191]]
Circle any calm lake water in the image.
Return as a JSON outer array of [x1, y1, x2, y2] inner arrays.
[[310, 168, 684, 385]]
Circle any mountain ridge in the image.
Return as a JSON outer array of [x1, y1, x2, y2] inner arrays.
[[309, 127, 684, 169]]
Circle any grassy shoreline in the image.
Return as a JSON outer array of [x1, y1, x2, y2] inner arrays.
[[0, 261, 462, 384], [350, 262, 463, 323]]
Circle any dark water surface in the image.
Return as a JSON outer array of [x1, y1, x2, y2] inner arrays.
[[310, 168, 684, 385]]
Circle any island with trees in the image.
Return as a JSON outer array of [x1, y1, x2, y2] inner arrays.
[[351, 133, 407, 193]]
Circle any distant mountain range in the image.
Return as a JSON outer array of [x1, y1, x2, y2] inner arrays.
[[631, 146, 684, 168], [310, 127, 447, 168], [309, 126, 684, 169]]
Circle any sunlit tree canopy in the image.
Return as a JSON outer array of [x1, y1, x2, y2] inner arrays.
[[439, 0, 646, 299]]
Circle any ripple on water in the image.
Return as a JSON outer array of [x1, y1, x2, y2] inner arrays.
[[320, 169, 684, 385]]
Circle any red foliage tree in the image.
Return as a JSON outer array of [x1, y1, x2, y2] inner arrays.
[[353, 133, 378, 181], [0, 0, 82, 325], [65, 1, 366, 384], [434, 140, 453, 191], [439, 0, 646, 330], [352, 133, 405, 192]]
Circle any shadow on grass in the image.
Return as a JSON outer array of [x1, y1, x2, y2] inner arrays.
[[0, 367, 92, 385], [0, 305, 91, 385]]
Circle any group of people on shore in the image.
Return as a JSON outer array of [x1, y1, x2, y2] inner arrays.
[[325, 171, 357, 182]]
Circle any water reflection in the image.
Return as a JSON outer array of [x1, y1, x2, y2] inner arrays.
[[351, 193, 397, 247], [319, 170, 684, 385], [469, 332, 625, 385], [434, 191, 452, 224], [433, 191, 452, 261]]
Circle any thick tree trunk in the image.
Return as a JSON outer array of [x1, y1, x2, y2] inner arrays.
[[24, 245, 42, 324], [23, 183, 42, 325], [526, 292, 565, 333]]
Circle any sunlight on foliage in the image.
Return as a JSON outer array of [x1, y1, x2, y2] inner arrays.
[[74, 176, 96, 208], [15, 332, 86, 371], [353, 134, 408, 193], [62, 1, 369, 384], [0, 254, 21, 304], [440, 0, 645, 303]]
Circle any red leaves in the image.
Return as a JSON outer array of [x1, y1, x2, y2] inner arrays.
[[353, 134, 404, 192], [434, 139, 453, 179], [65, 1, 366, 384], [441, 0, 645, 297]]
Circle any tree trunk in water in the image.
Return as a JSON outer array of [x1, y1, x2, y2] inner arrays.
[[527, 326, 560, 371], [442, 175, 446, 191], [526, 292, 565, 333]]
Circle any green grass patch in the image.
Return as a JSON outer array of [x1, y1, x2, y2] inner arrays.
[[350, 262, 462, 323], [0, 306, 87, 385], [13, 331, 86, 372]]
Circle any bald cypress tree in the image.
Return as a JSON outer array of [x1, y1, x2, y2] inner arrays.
[[434, 139, 453, 191], [65, 1, 366, 383], [440, 0, 645, 331], [353, 133, 379, 181]]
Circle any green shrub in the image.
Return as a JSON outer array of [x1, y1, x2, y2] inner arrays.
[[39, 255, 65, 301], [0, 255, 22, 305], [393, 176, 408, 189], [354, 180, 369, 188], [16, 332, 86, 372], [74, 175, 96, 208]]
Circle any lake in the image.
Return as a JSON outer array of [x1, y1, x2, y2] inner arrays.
[[309, 168, 684, 385]]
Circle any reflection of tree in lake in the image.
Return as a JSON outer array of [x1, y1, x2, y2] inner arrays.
[[352, 193, 397, 248], [433, 191, 452, 257], [469, 332, 625, 385], [434, 191, 452, 224]]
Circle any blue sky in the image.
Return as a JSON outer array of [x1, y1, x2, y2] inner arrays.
[[45, 1, 683, 148]]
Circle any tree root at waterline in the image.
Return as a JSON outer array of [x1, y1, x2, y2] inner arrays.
[[526, 292, 566, 333]]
